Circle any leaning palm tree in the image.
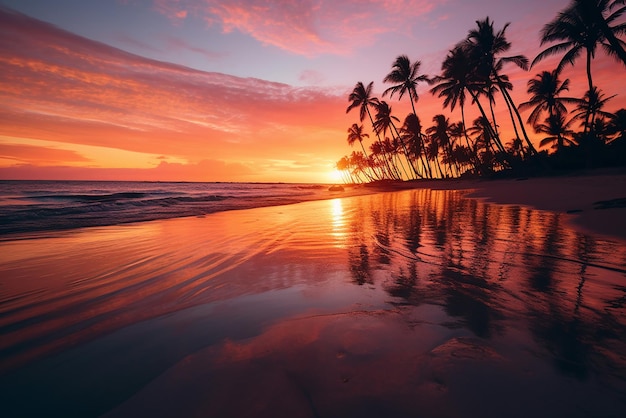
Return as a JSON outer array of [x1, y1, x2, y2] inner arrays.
[[466, 17, 537, 155], [383, 55, 431, 175], [347, 123, 377, 179], [519, 70, 580, 128], [372, 101, 413, 179], [346, 82, 385, 179], [430, 44, 477, 151]]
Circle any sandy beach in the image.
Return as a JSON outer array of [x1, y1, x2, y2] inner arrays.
[[1, 172, 626, 418], [361, 169, 626, 242]]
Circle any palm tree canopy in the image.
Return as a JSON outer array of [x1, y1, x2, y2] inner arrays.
[[532, 0, 626, 71], [346, 81, 380, 122], [430, 44, 474, 112], [519, 70, 580, 126], [466, 17, 529, 80], [572, 86, 617, 122], [372, 101, 400, 136], [347, 123, 369, 147], [383, 55, 430, 103]]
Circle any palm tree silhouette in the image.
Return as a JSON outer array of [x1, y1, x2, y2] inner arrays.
[[372, 101, 409, 179], [532, 0, 626, 98], [606, 108, 626, 143], [347, 124, 370, 160], [346, 82, 389, 179], [427, 114, 461, 176], [466, 17, 537, 155], [383, 55, 431, 177], [572, 86, 616, 131], [430, 44, 474, 150], [347, 123, 376, 179], [535, 112, 577, 151], [400, 113, 428, 178], [519, 70, 580, 129]]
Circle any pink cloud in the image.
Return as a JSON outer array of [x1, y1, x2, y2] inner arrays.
[[0, 7, 351, 181], [151, 0, 444, 56], [0, 143, 91, 165], [0, 159, 255, 182]]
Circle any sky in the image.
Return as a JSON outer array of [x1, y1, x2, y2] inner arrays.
[[1, 0, 625, 183]]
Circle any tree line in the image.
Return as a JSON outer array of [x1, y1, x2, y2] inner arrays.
[[336, 0, 626, 184]]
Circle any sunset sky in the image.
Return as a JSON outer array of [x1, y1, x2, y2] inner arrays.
[[1, 0, 625, 183]]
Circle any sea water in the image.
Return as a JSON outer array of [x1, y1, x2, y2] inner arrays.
[[0, 180, 327, 235]]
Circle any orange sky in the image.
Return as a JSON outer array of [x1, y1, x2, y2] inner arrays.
[[1, 1, 625, 183]]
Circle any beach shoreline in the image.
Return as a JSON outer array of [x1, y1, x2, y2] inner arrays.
[[356, 168, 626, 242]]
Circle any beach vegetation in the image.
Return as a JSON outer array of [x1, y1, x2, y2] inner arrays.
[[337, 0, 626, 183]]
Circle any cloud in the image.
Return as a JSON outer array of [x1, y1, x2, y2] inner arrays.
[[0, 143, 91, 165], [165, 36, 227, 60], [151, 0, 445, 56], [0, 6, 350, 182], [299, 69, 325, 85], [0, 159, 255, 182]]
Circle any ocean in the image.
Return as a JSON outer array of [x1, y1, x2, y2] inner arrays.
[[0, 180, 331, 236]]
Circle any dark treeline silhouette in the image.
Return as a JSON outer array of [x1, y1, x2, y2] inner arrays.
[[337, 0, 626, 183]]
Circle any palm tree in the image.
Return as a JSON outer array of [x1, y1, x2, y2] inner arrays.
[[575, 0, 626, 66], [606, 108, 626, 143], [383, 55, 430, 115], [519, 70, 579, 128], [383, 55, 431, 175], [372, 101, 412, 179], [347, 123, 370, 156], [430, 44, 477, 151], [346, 81, 385, 179], [466, 17, 537, 155], [426, 114, 460, 175], [532, 0, 626, 97], [535, 112, 577, 151], [572, 86, 616, 131], [400, 113, 428, 178]]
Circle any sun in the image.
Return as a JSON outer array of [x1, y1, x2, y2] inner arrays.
[[327, 169, 344, 184]]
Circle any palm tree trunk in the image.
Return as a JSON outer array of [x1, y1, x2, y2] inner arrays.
[[584, 50, 594, 134], [501, 87, 537, 155], [469, 90, 507, 155], [407, 90, 434, 178]]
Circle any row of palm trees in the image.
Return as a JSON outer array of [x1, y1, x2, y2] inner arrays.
[[336, 0, 626, 183]]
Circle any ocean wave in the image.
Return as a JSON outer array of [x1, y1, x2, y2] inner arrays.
[[0, 181, 326, 236]]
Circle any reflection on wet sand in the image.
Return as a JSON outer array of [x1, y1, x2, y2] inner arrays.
[[1, 190, 626, 417]]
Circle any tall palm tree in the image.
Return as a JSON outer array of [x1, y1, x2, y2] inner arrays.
[[372, 101, 413, 179], [430, 44, 476, 151], [383, 55, 431, 175], [466, 17, 537, 155], [346, 82, 385, 179], [519, 70, 579, 128], [383, 55, 430, 115], [532, 0, 626, 96]]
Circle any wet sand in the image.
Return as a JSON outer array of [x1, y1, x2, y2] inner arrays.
[[366, 170, 626, 241], [1, 174, 626, 417]]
